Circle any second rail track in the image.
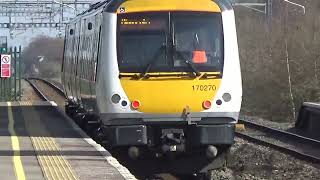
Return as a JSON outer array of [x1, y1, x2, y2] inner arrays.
[[237, 118, 320, 164]]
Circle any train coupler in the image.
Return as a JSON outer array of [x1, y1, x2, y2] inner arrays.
[[160, 129, 186, 153]]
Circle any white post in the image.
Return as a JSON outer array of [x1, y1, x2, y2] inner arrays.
[[285, 40, 296, 120]]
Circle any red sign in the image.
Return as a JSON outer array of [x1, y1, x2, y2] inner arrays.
[[1, 54, 11, 78], [1, 68, 10, 77], [2, 64, 9, 68]]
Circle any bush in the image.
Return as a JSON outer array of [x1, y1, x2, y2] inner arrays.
[[236, 1, 320, 122], [22, 36, 64, 78]]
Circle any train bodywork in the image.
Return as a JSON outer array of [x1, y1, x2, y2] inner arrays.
[[62, 0, 242, 174], [296, 103, 320, 138]]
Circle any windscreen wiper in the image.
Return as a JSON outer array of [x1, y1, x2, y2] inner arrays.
[[175, 50, 201, 77], [140, 44, 166, 78]]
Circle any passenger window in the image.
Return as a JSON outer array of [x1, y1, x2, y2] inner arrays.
[[88, 22, 93, 30]]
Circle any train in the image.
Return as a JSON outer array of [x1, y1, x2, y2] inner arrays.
[[61, 0, 242, 176]]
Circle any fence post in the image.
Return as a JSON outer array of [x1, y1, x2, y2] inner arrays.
[[0, 79, 2, 101], [14, 47, 17, 101], [19, 46, 22, 101], [4, 78, 7, 101], [9, 47, 12, 101]]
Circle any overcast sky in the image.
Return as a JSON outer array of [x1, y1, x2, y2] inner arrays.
[[0, 0, 261, 48]]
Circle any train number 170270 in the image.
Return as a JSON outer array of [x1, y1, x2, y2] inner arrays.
[[192, 85, 216, 91]]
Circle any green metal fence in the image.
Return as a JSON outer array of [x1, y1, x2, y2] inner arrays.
[[0, 46, 22, 102]]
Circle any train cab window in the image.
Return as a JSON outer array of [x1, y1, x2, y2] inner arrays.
[[88, 22, 93, 30], [117, 12, 224, 73], [172, 12, 224, 72], [118, 13, 168, 73]]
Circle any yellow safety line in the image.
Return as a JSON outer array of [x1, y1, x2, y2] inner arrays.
[[7, 102, 26, 180]]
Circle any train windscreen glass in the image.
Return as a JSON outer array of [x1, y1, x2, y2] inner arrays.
[[118, 13, 168, 73], [172, 13, 224, 72], [117, 12, 224, 73]]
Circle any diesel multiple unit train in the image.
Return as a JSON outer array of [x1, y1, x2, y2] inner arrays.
[[62, 0, 242, 175]]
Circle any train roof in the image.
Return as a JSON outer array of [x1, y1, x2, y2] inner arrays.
[[70, 0, 233, 22], [104, 0, 233, 12]]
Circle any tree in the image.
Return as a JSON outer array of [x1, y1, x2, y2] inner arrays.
[[236, 1, 320, 122], [22, 36, 64, 78]]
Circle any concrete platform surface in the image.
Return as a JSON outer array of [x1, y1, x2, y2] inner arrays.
[[0, 101, 136, 180]]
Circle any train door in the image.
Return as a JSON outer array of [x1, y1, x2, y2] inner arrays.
[[61, 26, 68, 96], [71, 21, 81, 103], [63, 25, 75, 98], [86, 18, 94, 110], [79, 17, 92, 109], [75, 18, 86, 105], [90, 13, 103, 112]]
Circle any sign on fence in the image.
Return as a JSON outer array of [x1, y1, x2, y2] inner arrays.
[[1, 54, 11, 78], [0, 46, 22, 101]]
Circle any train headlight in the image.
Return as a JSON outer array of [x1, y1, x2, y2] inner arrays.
[[216, 99, 222, 106], [121, 100, 128, 107], [131, 100, 141, 110], [203, 100, 212, 109], [222, 93, 232, 102], [111, 94, 121, 104]]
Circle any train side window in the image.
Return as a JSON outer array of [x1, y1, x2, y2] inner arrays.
[[88, 22, 93, 30]]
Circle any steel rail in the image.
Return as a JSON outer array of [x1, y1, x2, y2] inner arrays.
[[235, 132, 320, 164], [28, 77, 66, 98], [24, 78, 50, 101], [238, 118, 320, 147], [237, 118, 320, 164]]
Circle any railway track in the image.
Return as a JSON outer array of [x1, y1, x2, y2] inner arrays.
[[25, 78, 50, 101], [25, 78, 66, 106], [236, 118, 320, 164], [26, 77, 66, 97]]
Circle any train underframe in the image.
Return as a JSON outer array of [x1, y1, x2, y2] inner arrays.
[[65, 102, 235, 175], [103, 124, 234, 174]]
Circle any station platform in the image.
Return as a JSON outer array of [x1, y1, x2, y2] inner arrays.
[[0, 101, 136, 180]]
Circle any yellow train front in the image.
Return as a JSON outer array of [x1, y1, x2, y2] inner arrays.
[[63, 0, 242, 175]]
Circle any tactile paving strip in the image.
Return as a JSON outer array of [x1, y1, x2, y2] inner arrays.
[[30, 136, 78, 180]]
